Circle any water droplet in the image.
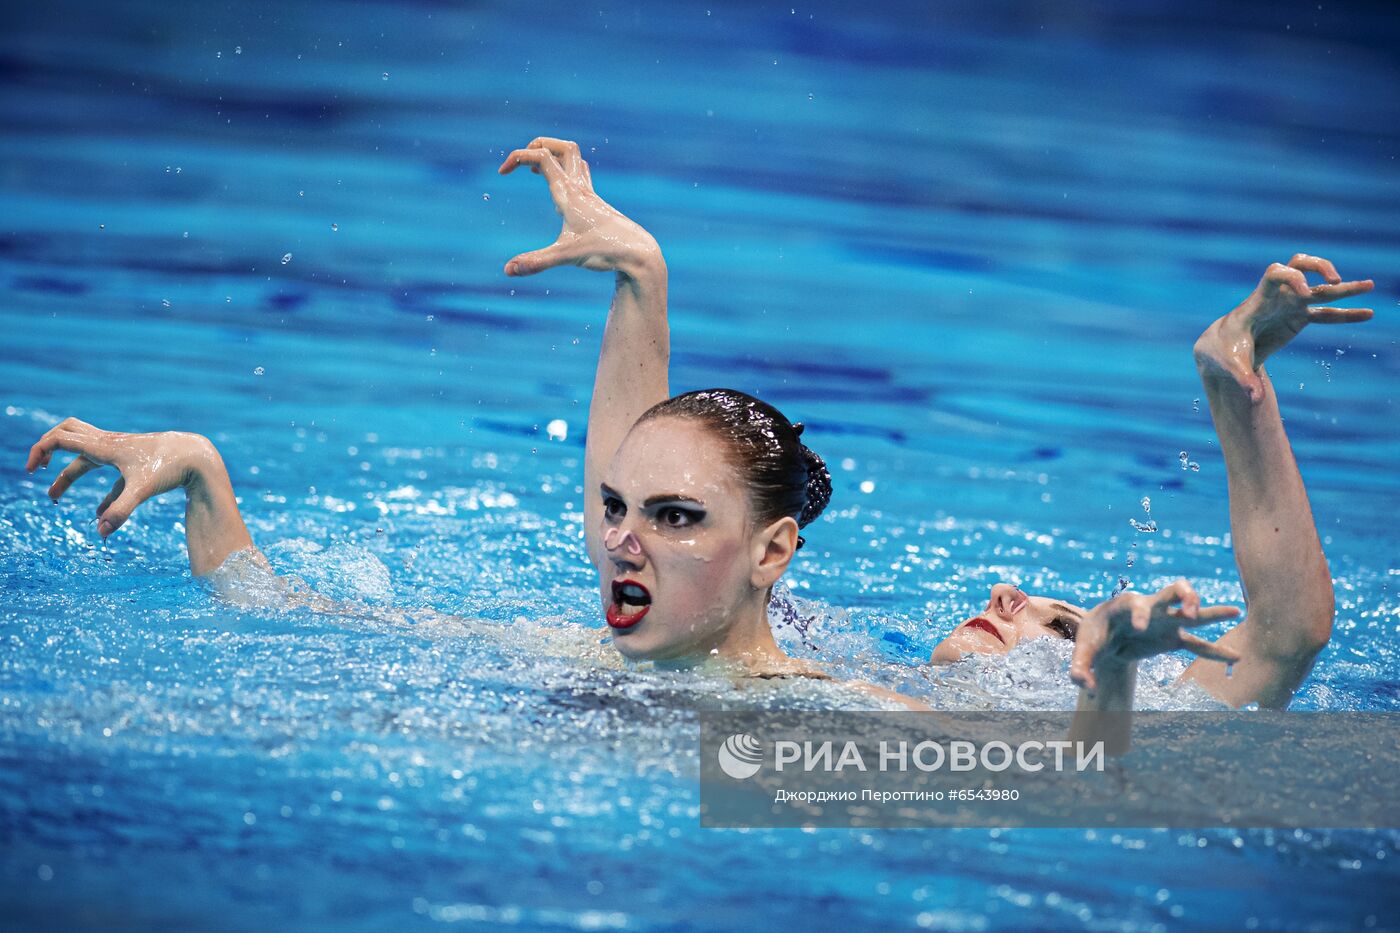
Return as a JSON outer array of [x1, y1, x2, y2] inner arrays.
[[234, 45, 242, 54], [182, 231, 189, 238], [174, 166, 181, 174], [330, 223, 339, 232], [807, 93, 814, 100], [1128, 518, 1157, 533], [425, 314, 434, 322], [98, 223, 105, 230], [482, 193, 490, 201], [1140, 497, 1151, 513], [546, 419, 568, 441], [216, 51, 222, 59], [381, 72, 389, 81], [859, 480, 875, 494], [281, 253, 292, 264], [1179, 451, 1189, 469], [1189, 462, 1200, 472], [253, 366, 265, 376], [298, 190, 304, 197], [225, 296, 232, 303], [1192, 398, 1200, 412], [1126, 549, 1136, 568], [161, 298, 171, 308]]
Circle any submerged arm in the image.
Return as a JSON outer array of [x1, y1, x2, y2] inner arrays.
[[1182, 255, 1374, 708], [27, 418, 266, 577], [499, 137, 669, 568]]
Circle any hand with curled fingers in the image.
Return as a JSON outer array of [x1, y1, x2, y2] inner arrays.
[[26, 418, 254, 574], [1195, 253, 1374, 403], [498, 137, 662, 281], [1069, 579, 1241, 693]]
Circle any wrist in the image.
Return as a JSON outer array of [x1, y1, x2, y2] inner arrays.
[[616, 239, 666, 285], [174, 434, 227, 493]]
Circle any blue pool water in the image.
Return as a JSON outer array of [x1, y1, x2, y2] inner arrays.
[[2, 0, 1399, 929]]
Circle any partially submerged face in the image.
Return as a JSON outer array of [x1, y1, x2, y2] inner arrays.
[[929, 584, 1084, 663], [597, 416, 771, 662]]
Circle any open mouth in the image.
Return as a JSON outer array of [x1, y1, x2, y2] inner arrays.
[[962, 617, 1005, 644], [607, 579, 652, 629]]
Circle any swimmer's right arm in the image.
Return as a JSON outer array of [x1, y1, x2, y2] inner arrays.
[[26, 418, 267, 577], [498, 137, 668, 568]]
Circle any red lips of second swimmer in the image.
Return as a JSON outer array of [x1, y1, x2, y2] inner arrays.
[[607, 579, 652, 629], [963, 617, 1005, 644]]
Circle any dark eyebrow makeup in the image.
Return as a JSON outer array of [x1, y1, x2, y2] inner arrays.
[[641, 494, 705, 508], [1050, 603, 1083, 617]]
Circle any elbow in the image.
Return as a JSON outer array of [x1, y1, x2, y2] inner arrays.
[[1283, 586, 1335, 661]]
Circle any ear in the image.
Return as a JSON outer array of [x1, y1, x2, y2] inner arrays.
[[750, 516, 800, 589]]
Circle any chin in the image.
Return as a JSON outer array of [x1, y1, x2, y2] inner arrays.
[[930, 640, 962, 665]]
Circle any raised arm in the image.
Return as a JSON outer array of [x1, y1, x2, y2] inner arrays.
[[26, 418, 265, 576], [499, 137, 669, 569], [1181, 254, 1374, 708]]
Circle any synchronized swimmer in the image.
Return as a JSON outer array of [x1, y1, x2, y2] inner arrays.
[[24, 137, 1377, 721]]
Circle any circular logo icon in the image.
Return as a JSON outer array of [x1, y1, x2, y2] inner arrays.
[[717, 733, 764, 780]]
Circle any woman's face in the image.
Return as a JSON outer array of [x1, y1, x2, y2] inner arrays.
[[929, 584, 1084, 664], [597, 416, 764, 662]]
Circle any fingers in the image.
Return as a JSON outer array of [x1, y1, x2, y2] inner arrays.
[[1068, 637, 1100, 691], [48, 455, 102, 501], [498, 146, 570, 206], [1263, 263, 1311, 299], [1130, 597, 1151, 632], [528, 137, 582, 174], [98, 476, 125, 517], [1307, 306, 1374, 324], [98, 479, 153, 538], [1287, 253, 1341, 284], [1178, 631, 1241, 664], [504, 239, 577, 277], [27, 422, 114, 472], [1178, 605, 1242, 627], [1160, 578, 1200, 621], [1306, 279, 1374, 304]]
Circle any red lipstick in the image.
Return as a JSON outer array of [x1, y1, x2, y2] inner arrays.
[[607, 579, 652, 630], [962, 617, 1005, 644]]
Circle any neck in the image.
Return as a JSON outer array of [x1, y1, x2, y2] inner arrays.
[[655, 592, 792, 674]]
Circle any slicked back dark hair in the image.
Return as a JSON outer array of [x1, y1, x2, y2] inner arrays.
[[635, 389, 832, 544]]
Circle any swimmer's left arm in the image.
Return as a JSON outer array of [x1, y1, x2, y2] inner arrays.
[[1069, 581, 1240, 754], [26, 418, 266, 577]]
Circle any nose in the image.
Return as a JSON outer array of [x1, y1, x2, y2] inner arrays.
[[603, 525, 645, 563], [988, 583, 1028, 621]]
